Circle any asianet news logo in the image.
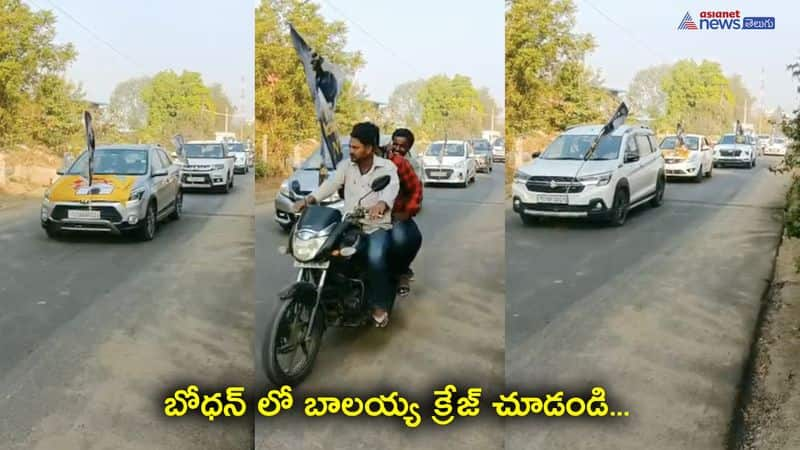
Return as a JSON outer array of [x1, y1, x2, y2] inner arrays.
[[677, 11, 775, 30]]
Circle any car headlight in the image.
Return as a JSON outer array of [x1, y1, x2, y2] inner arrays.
[[578, 171, 613, 186], [279, 181, 291, 198], [213, 163, 225, 170], [513, 170, 529, 184], [292, 234, 327, 262], [43, 189, 50, 201], [454, 160, 465, 169], [129, 188, 145, 201]]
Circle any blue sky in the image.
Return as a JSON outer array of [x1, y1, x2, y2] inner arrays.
[[23, 0, 254, 120], [574, 0, 800, 113], [317, 0, 505, 107]]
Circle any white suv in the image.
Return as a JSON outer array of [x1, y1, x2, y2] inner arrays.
[[512, 124, 665, 226]]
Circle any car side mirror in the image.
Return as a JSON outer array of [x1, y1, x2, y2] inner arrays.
[[370, 174, 391, 192], [290, 180, 302, 195], [531, 151, 541, 159], [56, 169, 65, 175], [152, 169, 168, 178], [624, 153, 640, 163]]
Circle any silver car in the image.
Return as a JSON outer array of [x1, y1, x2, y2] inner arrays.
[[421, 140, 477, 188], [227, 141, 250, 174], [41, 145, 182, 241]]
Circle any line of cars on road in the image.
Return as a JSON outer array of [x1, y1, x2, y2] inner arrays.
[[273, 135, 505, 231], [41, 139, 253, 240], [512, 123, 791, 227]]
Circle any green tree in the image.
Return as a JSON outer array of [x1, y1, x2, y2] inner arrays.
[[627, 65, 670, 119], [109, 76, 150, 132], [478, 87, 501, 131], [255, 0, 364, 177], [727, 74, 754, 124], [209, 83, 235, 131], [385, 79, 425, 130], [0, 0, 77, 146], [657, 59, 734, 135], [140, 70, 215, 144], [417, 74, 484, 140], [506, 0, 605, 139]]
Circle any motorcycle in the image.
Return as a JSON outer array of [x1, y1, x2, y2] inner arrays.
[[263, 174, 393, 386]]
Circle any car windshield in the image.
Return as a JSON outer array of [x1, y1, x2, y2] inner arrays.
[[773, 138, 786, 144], [67, 149, 149, 176], [660, 136, 699, 150], [540, 134, 622, 160], [426, 142, 465, 157], [183, 143, 225, 158], [300, 143, 351, 170], [228, 143, 245, 153], [471, 141, 491, 153], [494, 138, 504, 147], [719, 134, 747, 145]]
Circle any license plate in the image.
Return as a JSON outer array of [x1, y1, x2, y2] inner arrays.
[[294, 260, 330, 269], [537, 194, 569, 204], [187, 177, 206, 182], [429, 171, 447, 177], [67, 209, 101, 220]]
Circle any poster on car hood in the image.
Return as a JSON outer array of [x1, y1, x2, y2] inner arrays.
[[288, 23, 345, 169]]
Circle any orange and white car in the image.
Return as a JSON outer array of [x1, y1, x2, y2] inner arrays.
[[659, 134, 714, 181]]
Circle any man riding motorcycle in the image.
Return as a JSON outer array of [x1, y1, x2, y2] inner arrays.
[[294, 122, 400, 327]]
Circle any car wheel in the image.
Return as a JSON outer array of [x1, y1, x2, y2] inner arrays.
[[705, 163, 713, 178], [650, 175, 665, 208], [607, 188, 629, 227], [136, 202, 157, 241], [169, 190, 183, 220], [694, 165, 703, 183]]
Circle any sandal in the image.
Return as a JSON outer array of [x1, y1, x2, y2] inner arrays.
[[397, 274, 411, 297], [372, 311, 389, 327]]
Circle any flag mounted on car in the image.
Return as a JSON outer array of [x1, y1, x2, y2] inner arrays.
[[288, 23, 345, 171], [585, 102, 628, 160], [82, 111, 96, 186]]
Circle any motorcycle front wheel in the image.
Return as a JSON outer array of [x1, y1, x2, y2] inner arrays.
[[264, 296, 323, 386]]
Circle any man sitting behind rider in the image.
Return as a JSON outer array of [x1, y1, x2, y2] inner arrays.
[[293, 122, 400, 327]]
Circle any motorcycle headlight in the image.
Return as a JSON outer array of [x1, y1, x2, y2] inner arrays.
[[292, 234, 327, 262], [578, 171, 613, 186], [213, 163, 225, 170], [129, 188, 145, 201], [513, 170, 529, 184]]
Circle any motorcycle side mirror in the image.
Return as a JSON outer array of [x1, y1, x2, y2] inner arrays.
[[370, 175, 391, 192], [290, 180, 302, 195]]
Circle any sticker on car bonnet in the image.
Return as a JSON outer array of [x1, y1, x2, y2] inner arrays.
[[72, 177, 115, 195]]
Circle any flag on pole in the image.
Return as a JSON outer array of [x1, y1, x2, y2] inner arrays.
[[288, 23, 345, 170], [82, 111, 96, 186], [585, 102, 629, 160]]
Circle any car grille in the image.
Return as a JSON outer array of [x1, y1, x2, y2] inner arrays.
[[526, 176, 585, 193], [52, 205, 122, 222], [425, 169, 454, 179], [526, 203, 589, 213], [664, 158, 685, 164], [719, 150, 741, 157]]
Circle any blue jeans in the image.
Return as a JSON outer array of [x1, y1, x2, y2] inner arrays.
[[359, 229, 395, 312], [390, 218, 422, 275]]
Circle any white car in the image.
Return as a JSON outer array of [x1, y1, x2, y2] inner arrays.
[[422, 140, 477, 188], [713, 134, 757, 168], [492, 137, 505, 162], [227, 141, 250, 174], [659, 134, 713, 181], [764, 137, 788, 156], [180, 140, 236, 193], [512, 124, 665, 226]]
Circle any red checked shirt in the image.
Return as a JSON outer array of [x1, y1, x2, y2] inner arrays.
[[387, 150, 423, 217]]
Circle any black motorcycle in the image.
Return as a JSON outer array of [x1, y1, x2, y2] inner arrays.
[[263, 175, 392, 386]]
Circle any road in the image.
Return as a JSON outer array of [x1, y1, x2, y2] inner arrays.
[[506, 157, 792, 449], [0, 173, 255, 450], [254, 165, 505, 450]]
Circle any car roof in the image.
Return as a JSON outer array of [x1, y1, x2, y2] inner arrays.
[[562, 124, 651, 136], [662, 134, 704, 139], [186, 140, 224, 144], [94, 144, 158, 151]]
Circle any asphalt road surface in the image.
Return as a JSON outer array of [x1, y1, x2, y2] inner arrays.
[[0, 173, 255, 450], [255, 164, 505, 450], [506, 157, 792, 449]]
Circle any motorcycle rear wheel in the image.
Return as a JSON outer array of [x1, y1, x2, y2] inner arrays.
[[264, 296, 323, 386]]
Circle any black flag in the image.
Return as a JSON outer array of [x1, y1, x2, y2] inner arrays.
[[83, 111, 96, 186], [288, 23, 345, 170], [585, 102, 628, 160], [676, 122, 685, 147]]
